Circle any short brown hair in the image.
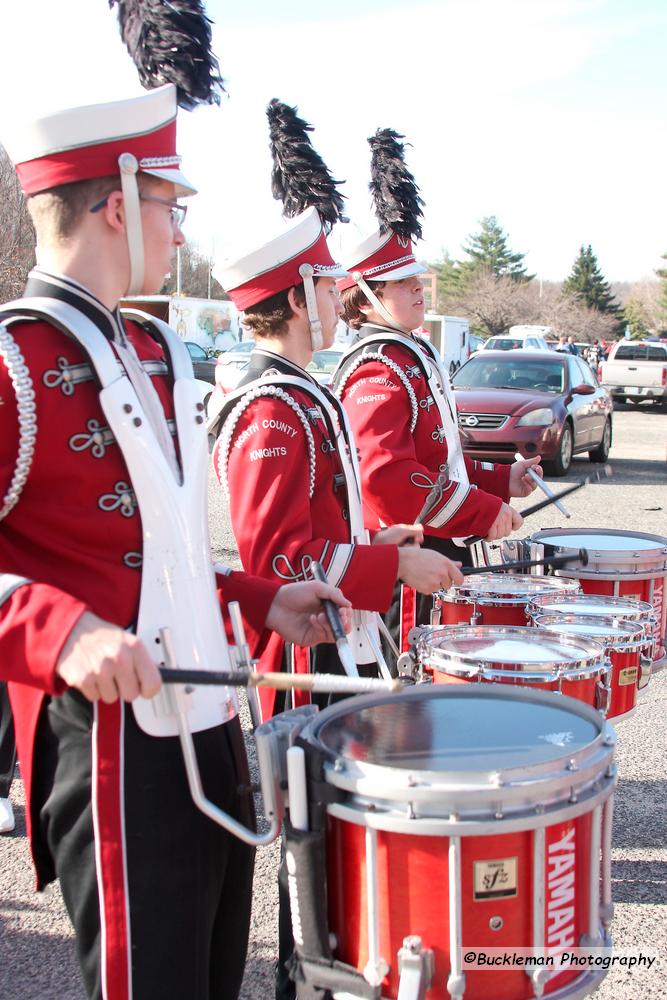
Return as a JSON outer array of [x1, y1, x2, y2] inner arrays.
[[241, 284, 307, 338], [341, 281, 386, 330], [27, 172, 158, 242]]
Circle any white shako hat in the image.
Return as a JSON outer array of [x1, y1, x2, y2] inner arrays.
[[216, 99, 348, 350], [4, 0, 225, 295], [337, 226, 427, 291], [218, 207, 347, 312], [338, 129, 426, 332], [6, 84, 196, 198]]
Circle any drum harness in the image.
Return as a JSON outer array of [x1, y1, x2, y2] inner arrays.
[[331, 329, 472, 538], [215, 370, 393, 678], [0, 298, 282, 847]]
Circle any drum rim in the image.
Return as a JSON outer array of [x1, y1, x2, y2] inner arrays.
[[530, 527, 667, 571], [301, 684, 616, 810], [530, 527, 667, 550], [417, 624, 607, 672], [531, 613, 648, 648], [527, 592, 655, 619], [436, 574, 581, 604]]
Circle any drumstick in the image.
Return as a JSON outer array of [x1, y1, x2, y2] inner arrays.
[[521, 464, 612, 519], [514, 453, 570, 518], [159, 667, 401, 694], [463, 466, 612, 546], [309, 561, 359, 677], [461, 549, 588, 576]]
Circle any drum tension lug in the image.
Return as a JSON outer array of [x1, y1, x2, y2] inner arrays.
[[397, 936, 434, 1000]]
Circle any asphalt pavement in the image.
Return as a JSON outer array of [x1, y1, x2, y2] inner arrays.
[[0, 402, 665, 1000]]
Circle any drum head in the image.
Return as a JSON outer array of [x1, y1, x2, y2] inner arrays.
[[423, 624, 603, 670], [529, 593, 654, 619], [532, 614, 646, 646], [531, 528, 667, 574], [312, 686, 602, 773], [440, 573, 580, 602]]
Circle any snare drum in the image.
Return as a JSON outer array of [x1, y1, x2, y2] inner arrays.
[[420, 625, 609, 713], [531, 615, 647, 722], [527, 592, 655, 684], [288, 686, 616, 1000], [434, 574, 581, 628], [530, 529, 667, 664]]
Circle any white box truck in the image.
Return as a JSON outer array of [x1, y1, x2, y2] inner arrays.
[[120, 294, 242, 353], [420, 314, 471, 374]]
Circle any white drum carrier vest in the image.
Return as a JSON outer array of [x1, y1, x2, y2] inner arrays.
[[218, 372, 388, 670], [0, 297, 237, 738]]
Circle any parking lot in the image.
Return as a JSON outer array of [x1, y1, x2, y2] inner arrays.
[[0, 403, 665, 1000]]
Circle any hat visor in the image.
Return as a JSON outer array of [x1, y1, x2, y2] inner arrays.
[[368, 260, 428, 282], [142, 166, 197, 198], [315, 263, 350, 279]]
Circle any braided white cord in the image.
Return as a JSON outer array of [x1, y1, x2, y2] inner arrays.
[[334, 350, 419, 432], [0, 325, 37, 521], [216, 385, 317, 501]]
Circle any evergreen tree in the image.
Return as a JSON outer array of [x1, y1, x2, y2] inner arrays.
[[461, 216, 533, 282], [563, 245, 620, 316], [622, 296, 651, 339], [432, 251, 465, 309]]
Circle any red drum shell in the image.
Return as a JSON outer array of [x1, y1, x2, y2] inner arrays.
[[531, 614, 646, 722], [527, 592, 656, 645], [529, 529, 667, 663], [435, 574, 581, 629], [328, 816, 593, 1000], [423, 625, 607, 713], [304, 686, 615, 1000]]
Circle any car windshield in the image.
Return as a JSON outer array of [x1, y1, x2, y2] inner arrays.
[[306, 349, 344, 374], [453, 357, 565, 393], [223, 341, 254, 354], [485, 338, 523, 351]]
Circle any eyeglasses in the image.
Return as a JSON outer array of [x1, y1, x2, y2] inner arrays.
[[89, 192, 187, 229], [139, 194, 188, 229]]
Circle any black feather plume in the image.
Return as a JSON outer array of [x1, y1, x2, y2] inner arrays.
[[369, 129, 423, 242], [109, 0, 224, 110], [267, 99, 346, 230]]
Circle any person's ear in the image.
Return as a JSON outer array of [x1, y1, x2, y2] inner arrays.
[[102, 191, 126, 234], [287, 285, 306, 319]]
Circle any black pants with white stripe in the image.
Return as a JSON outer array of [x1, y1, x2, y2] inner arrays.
[[32, 690, 255, 1000]]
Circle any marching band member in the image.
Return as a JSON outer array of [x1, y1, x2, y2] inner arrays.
[[332, 129, 542, 649], [211, 102, 464, 722], [0, 77, 351, 1000], [209, 101, 463, 1000]]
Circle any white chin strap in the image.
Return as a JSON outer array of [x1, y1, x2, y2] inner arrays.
[[118, 152, 145, 296], [298, 263, 323, 352], [353, 271, 411, 335]]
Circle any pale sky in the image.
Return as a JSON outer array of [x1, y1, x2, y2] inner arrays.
[[1, 0, 665, 282]]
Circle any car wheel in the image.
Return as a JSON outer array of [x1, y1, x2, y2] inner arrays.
[[589, 418, 611, 463], [544, 421, 573, 476]]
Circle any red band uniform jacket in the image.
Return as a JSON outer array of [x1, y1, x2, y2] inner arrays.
[[0, 270, 278, 884], [332, 324, 511, 644], [213, 349, 398, 719]]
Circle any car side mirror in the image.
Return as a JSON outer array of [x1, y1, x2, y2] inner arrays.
[[572, 383, 595, 396]]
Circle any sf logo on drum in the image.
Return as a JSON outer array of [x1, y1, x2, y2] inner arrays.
[[483, 867, 509, 892], [474, 858, 517, 899]]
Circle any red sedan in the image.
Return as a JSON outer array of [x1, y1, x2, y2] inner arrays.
[[451, 350, 613, 475]]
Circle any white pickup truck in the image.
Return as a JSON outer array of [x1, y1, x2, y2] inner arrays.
[[599, 340, 667, 407]]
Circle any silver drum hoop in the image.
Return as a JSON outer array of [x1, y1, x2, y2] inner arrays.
[[531, 614, 647, 653], [299, 686, 617, 833], [418, 624, 606, 678], [530, 528, 667, 576]]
